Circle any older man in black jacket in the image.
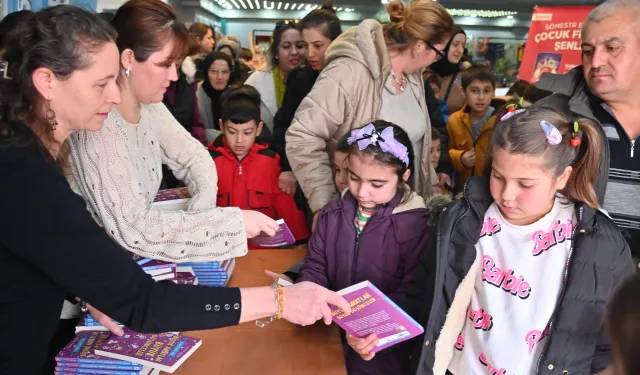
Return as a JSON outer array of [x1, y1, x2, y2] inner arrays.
[[534, 0, 640, 260]]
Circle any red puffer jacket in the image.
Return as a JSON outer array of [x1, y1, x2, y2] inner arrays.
[[208, 135, 310, 244]]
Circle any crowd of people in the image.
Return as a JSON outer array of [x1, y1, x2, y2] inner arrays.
[[2, 0, 640, 375]]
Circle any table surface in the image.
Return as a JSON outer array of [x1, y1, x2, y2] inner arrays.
[[165, 250, 348, 375]]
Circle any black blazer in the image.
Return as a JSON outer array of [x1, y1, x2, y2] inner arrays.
[[0, 140, 242, 375]]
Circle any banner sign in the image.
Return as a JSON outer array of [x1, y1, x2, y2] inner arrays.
[[518, 5, 595, 82], [6, 0, 96, 14]]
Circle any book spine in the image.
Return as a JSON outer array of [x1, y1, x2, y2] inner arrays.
[[56, 358, 136, 366]]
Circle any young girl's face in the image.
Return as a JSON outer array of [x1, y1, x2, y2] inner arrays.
[[430, 138, 441, 168], [489, 148, 571, 226], [348, 153, 410, 210], [334, 151, 349, 193]]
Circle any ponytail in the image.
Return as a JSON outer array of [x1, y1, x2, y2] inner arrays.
[[566, 117, 601, 208]]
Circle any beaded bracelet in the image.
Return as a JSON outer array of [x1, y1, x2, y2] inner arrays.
[[255, 283, 284, 328]]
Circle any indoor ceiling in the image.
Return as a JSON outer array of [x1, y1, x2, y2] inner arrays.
[[215, 0, 604, 21]]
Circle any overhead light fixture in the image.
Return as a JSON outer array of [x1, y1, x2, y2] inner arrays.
[[312, 4, 319, 9], [507, 15, 514, 19], [290, 3, 296, 10], [345, 8, 353, 12], [446, 8, 518, 18], [238, 0, 247, 8], [305, 3, 312, 10], [297, 3, 305, 10], [230, 0, 240, 8], [284, 2, 289, 9], [264, 0, 275, 9], [255, 0, 260, 8], [277, 1, 282, 9], [336, 7, 343, 11]]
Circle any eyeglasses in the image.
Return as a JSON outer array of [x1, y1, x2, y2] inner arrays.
[[425, 40, 446, 62]]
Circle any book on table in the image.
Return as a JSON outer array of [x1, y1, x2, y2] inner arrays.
[[94, 329, 202, 374], [249, 219, 295, 248], [152, 188, 190, 211], [330, 281, 424, 352]]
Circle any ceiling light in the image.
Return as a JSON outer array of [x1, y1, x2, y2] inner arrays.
[[446, 9, 518, 18], [284, 2, 289, 9], [336, 7, 343, 11], [255, 0, 260, 8], [507, 15, 513, 19], [345, 8, 353, 12], [238, 0, 247, 8], [277, 1, 282, 9], [291, 3, 296, 10], [305, 3, 312, 9], [264, 0, 274, 9], [230, 0, 240, 8], [297, 3, 304, 10]]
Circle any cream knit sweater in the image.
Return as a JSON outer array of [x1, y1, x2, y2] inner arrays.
[[67, 103, 248, 263]]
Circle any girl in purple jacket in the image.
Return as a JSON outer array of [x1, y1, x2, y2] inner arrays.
[[297, 120, 431, 375]]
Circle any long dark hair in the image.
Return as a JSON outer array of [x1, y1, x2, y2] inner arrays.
[[487, 107, 602, 208], [0, 6, 116, 168], [268, 20, 299, 68]]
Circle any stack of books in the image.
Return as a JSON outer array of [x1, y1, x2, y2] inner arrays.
[[56, 331, 158, 375], [177, 258, 236, 287], [152, 187, 190, 211], [132, 255, 176, 281]]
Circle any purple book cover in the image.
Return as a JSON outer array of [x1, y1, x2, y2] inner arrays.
[[55, 367, 141, 375], [249, 219, 295, 248], [153, 188, 190, 202], [94, 329, 202, 373], [330, 281, 424, 353], [57, 362, 142, 371], [171, 275, 198, 285], [56, 331, 137, 366], [141, 260, 176, 272]]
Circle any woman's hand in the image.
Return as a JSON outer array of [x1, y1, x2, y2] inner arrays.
[[264, 270, 293, 284], [346, 333, 378, 361], [241, 210, 279, 238], [86, 304, 124, 336], [282, 281, 351, 326], [278, 172, 298, 196]]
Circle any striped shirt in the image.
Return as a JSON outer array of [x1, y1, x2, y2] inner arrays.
[[592, 100, 640, 257], [354, 206, 374, 235]]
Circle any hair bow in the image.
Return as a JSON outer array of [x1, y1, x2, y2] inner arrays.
[[347, 124, 410, 167]]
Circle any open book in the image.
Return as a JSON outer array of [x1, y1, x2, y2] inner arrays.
[[330, 281, 424, 352]]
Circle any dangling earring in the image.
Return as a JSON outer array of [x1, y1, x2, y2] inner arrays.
[[45, 100, 57, 131], [125, 66, 131, 77]]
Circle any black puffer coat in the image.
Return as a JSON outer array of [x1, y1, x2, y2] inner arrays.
[[405, 177, 634, 375]]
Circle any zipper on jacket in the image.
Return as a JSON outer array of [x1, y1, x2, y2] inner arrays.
[[238, 164, 243, 181], [631, 139, 635, 158], [351, 209, 377, 285], [535, 206, 583, 374]]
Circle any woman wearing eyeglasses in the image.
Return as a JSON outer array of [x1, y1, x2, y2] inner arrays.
[[245, 20, 307, 137], [429, 26, 469, 115], [197, 51, 234, 141], [286, 0, 454, 219]]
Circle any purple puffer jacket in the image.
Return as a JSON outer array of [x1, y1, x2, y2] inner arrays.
[[297, 190, 431, 375]]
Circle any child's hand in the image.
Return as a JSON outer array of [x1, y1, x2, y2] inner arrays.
[[346, 333, 378, 361], [278, 172, 298, 196], [461, 149, 477, 168]]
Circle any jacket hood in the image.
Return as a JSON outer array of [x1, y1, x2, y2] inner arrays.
[[181, 56, 198, 83], [324, 19, 390, 81], [425, 193, 453, 226]]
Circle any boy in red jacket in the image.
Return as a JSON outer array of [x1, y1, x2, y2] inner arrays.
[[208, 85, 310, 244]]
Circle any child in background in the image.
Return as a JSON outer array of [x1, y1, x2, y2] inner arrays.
[[425, 71, 449, 123], [429, 128, 452, 195], [349, 107, 634, 374], [209, 85, 310, 244], [298, 121, 431, 375], [605, 273, 640, 375], [447, 64, 505, 191]]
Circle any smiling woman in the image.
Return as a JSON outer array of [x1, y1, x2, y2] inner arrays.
[[67, 0, 280, 265]]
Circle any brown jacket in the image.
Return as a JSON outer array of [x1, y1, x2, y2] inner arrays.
[[285, 19, 432, 212], [447, 99, 506, 189]]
